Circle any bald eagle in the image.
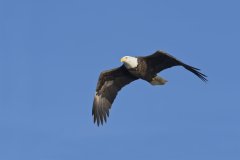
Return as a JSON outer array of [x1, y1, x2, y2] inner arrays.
[[92, 50, 207, 125]]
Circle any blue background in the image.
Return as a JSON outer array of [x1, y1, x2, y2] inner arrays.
[[1, 0, 240, 159]]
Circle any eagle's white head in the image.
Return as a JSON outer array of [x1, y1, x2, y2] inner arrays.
[[120, 56, 138, 69]]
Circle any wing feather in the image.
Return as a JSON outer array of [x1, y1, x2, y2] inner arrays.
[[92, 65, 138, 126], [143, 50, 207, 82]]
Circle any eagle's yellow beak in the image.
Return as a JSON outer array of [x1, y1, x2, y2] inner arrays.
[[120, 57, 125, 62]]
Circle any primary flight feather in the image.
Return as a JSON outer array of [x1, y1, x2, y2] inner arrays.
[[92, 50, 207, 126]]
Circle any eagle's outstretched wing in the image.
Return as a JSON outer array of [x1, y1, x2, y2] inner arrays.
[[143, 50, 207, 82], [92, 65, 138, 126]]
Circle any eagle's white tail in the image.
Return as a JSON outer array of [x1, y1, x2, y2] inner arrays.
[[150, 76, 168, 85]]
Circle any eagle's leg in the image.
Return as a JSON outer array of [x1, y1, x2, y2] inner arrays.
[[150, 76, 168, 85]]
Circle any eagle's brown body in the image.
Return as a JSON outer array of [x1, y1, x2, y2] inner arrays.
[[128, 58, 150, 81]]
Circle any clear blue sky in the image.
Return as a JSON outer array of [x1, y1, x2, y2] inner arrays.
[[0, 0, 240, 160]]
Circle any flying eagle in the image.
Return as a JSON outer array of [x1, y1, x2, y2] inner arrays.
[[92, 50, 207, 125]]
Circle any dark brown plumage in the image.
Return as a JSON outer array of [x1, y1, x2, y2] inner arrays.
[[92, 66, 138, 125], [92, 50, 207, 125], [142, 51, 207, 82]]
